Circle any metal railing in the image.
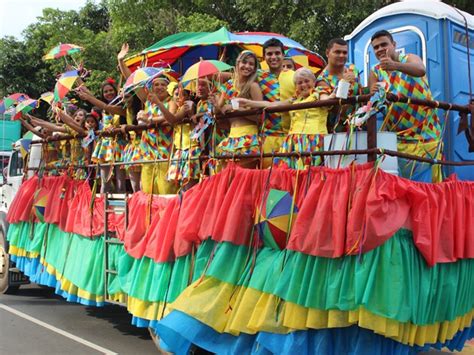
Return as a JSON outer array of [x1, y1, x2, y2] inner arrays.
[[26, 93, 474, 170]]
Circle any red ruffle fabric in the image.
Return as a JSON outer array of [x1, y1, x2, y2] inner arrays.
[[113, 191, 175, 257], [7, 163, 474, 266], [6, 175, 38, 223]]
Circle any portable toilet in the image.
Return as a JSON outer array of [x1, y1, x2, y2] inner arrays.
[[345, 0, 474, 180]]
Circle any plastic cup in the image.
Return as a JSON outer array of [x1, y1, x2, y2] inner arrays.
[[231, 98, 239, 110], [336, 80, 350, 99]]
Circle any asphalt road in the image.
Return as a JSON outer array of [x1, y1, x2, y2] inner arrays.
[[2, 285, 472, 355], [0, 284, 158, 355]]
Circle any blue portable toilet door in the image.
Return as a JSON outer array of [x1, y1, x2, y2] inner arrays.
[[364, 26, 426, 84]]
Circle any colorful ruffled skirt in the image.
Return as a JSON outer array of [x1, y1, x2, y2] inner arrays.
[[167, 145, 202, 181], [91, 137, 126, 163], [216, 125, 260, 156], [277, 133, 324, 169], [123, 137, 143, 171]]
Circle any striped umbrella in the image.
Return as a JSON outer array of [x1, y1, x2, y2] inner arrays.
[[43, 43, 83, 60], [1, 93, 29, 112], [54, 70, 79, 102], [254, 189, 298, 250], [40, 92, 55, 105], [181, 60, 232, 84], [13, 99, 38, 120], [123, 67, 178, 94]]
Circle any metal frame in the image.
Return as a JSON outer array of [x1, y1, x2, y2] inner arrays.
[[103, 193, 127, 306]]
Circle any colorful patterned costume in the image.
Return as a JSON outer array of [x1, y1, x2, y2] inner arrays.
[[140, 100, 173, 161], [257, 69, 296, 167], [217, 80, 260, 156], [91, 113, 126, 163], [279, 91, 329, 169], [196, 99, 227, 150], [317, 63, 362, 130], [64, 125, 86, 179], [123, 107, 142, 172], [139, 99, 176, 195], [372, 54, 442, 181], [167, 123, 202, 181]]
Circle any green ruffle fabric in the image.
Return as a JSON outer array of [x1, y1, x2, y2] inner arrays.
[[118, 239, 215, 303], [7, 221, 47, 256], [8, 222, 109, 297], [8, 222, 474, 328], [203, 229, 474, 326]]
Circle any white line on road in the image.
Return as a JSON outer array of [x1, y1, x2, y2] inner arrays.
[[0, 304, 118, 355]]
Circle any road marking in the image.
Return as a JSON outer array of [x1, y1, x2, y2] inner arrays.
[[0, 304, 118, 355]]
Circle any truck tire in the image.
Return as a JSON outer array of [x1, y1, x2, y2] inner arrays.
[[0, 225, 18, 294]]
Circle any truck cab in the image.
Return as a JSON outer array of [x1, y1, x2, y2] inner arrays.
[[0, 138, 42, 293]]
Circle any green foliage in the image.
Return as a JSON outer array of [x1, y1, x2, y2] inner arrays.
[[176, 13, 228, 33], [106, 0, 179, 52], [0, 36, 54, 98]]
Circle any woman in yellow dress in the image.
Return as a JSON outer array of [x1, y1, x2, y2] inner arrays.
[[215, 50, 263, 168], [237, 67, 334, 169]]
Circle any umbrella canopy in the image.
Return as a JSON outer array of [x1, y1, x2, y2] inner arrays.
[[181, 60, 232, 84], [32, 189, 48, 223], [19, 138, 32, 159], [40, 92, 55, 105], [54, 70, 79, 102], [13, 99, 38, 120], [43, 43, 83, 60], [123, 67, 178, 94], [255, 189, 299, 250], [1, 93, 30, 112], [125, 27, 325, 75]]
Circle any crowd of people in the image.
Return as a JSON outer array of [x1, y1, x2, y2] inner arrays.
[[19, 29, 442, 194]]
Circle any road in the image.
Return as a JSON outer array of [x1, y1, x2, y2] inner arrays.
[[0, 284, 158, 355], [2, 284, 473, 355]]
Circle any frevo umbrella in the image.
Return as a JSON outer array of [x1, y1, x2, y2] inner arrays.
[[1, 93, 30, 113], [181, 60, 232, 83], [123, 67, 178, 95], [54, 70, 79, 102], [254, 189, 299, 250], [13, 99, 38, 120], [43, 43, 83, 60]]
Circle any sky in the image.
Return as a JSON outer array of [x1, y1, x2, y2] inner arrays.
[[0, 0, 89, 39]]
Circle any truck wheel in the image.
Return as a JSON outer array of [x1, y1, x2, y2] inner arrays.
[[0, 227, 18, 294]]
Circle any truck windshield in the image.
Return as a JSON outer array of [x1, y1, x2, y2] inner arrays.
[[9, 151, 23, 177]]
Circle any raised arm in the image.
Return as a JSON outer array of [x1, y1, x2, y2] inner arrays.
[[19, 116, 48, 139], [147, 92, 179, 124], [117, 43, 132, 79], [76, 87, 126, 116], [26, 114, 67, 133]]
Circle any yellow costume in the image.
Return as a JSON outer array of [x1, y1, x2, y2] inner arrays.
[[279, 91, 328, 169]]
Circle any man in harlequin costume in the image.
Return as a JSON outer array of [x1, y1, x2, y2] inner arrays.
[[368, 30, 442, 182], [316, 38, 363, 132], [257, 38, 296, 167]]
